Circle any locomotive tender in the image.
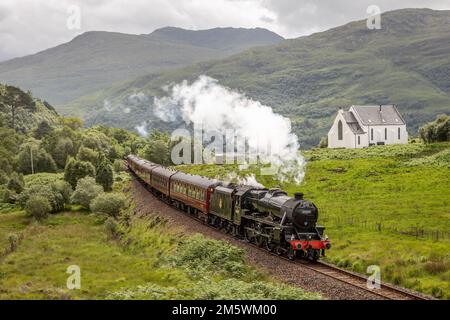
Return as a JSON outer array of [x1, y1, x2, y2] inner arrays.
[[126, 154, 330, 261]]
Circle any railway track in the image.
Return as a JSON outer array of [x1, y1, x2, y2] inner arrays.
[[295, 260, 431, 300], [132, 173, 433, 300], [248, 243, 432, 300]]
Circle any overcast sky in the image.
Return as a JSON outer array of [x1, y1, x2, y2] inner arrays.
[[1, 0, 449, 61]]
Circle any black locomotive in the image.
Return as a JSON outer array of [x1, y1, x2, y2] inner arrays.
[[127, 155, 330, 261]]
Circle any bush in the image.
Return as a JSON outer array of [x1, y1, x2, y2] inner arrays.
[[105, 218, 120, 239], [18, 183, 65, 213], [77, 146, 100, 166], [6, 172, 24, 194], [64, 157, 96, 189], [319, 136, 328, 148], [171, 234, 247, 278], [25, 195, 51, 221], [51, 180, 73, 204], [419, 114, 450, 143], [71, 177, 103, 209], [113, 159, 125, 172], [96, 160, 114, 191], [8, 233, 19, 252], [90, 193, 126, 217]]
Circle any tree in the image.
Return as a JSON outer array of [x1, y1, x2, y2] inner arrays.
[[34, 121, 53, 139], [96, 160, 114, 191], [419, 114, 450, 143], [52, 180, 73, 204], [77, 146, 100, 166], [113, 159, 125, 172], [1, 85, 33, 132], [319, 136, 328, 148], [143, 139, 171, 165], [17, 143, 57, 174], [63, 117, 84, 131], [71, 177, 103, 209], [18, 182, 66, 213], [25, 195, 51, 221], [64, 157, 96, 189], [52, 137, 75, 168], [90, 192, 126, 217]]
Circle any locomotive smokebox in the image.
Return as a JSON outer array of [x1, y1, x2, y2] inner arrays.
[[294, 192, 304, 200]]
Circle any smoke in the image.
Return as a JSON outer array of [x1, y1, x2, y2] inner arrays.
[[221, 172, 266, 188], [103, 99, 112, 111], [154, 75, 306, 184], [135, 121, 148, 136]]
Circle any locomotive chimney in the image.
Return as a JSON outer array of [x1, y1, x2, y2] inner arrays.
[[295, 192, 304, 200]]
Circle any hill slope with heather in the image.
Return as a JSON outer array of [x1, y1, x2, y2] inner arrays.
[[65, 8, 450, 148], [0, 84, 59, 133]]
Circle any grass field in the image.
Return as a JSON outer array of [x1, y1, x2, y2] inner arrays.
[[176, 142, 450, 299], [0, 175, 320, 300]]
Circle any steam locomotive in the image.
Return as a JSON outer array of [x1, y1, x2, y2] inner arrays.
[[126, 154, 331, 261]]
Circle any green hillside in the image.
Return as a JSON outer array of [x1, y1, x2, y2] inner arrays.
[[0, 28, 283, 105], [65, 8, 450, 148], [176, 142, 450, 299], [0, 84, 59, 133]]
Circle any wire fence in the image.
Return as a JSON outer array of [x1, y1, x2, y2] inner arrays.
[[322, 215, 450, 241]]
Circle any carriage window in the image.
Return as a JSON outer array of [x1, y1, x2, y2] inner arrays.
[[358, 136, 360, 145], [385, 128, 387, 140], [398, 127, 401, 140], [371, 128, 374, 140]]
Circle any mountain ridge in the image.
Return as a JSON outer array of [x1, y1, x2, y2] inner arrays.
[[0, 27, 283, 105], [62, 8, 450, 148]]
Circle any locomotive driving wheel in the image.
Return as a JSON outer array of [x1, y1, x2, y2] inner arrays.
[[256, 235, 266, 248], [243, 228, 253, 243], [286, 246, 296, 261]]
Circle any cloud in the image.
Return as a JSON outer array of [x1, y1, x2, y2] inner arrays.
[[0, 0, 449, 61]]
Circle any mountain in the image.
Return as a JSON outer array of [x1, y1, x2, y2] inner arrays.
[[64, 8, 450, 148], [0, 84, 60, 133], [149, 26, 284, 53], [0, 27, 283, 105]]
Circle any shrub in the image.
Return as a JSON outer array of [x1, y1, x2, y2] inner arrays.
[[419, 114, 450, 143], [171, 234, 247, 278], [8, 233, 19, 252], [105, 218, 120, 239], [319, 136, 328, 148], [25, 195, 51, 221], [71, 177, 103, 209], [51, 180, 73, 203], [6, 172, 24, 193], [77, 146, 100, 166], [18, 184, 65, 213], [0, 170, 9, 185], [96, 160, 114, 191], [90, 193, 126, 217], [113, 159, 125, 172], [107, 279, 321, 300], [64, 157, 96, 189]]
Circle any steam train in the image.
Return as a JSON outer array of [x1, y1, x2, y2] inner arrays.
[[126, 155, 331, 261]]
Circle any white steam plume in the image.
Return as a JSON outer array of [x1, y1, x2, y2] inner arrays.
[[135, 121, 148, 136], [154, 76, 306, 184]]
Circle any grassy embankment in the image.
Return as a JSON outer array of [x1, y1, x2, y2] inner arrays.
[[176, 142, 450, 299], [0, 173, 320, 300]]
